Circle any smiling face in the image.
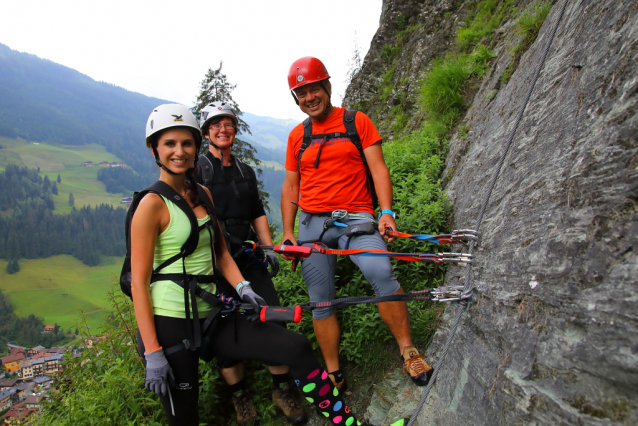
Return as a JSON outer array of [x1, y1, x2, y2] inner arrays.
[[205, 117, 236, 150], [153, 127, 197, 174], [294, 81, 334, 121]]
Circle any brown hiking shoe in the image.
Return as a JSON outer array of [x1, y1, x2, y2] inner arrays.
[[272, 384, 308, 425], [231, 391, 257, 426], [401, 347, 433, 387], [328, 373, 348, 393]]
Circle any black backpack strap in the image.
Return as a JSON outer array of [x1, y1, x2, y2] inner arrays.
[[343, 110, 367, 166], [297, 118, 314, 174], [198, 154, 215, 188], [150, 181, 200, 273], [343, 110, 378, 208]]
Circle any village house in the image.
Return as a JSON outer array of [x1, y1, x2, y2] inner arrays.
[[0, 379, 18, 389], [22, 395, 42, 410], [8, 346, 25, 357], [1, 405, 37, 425], [1, 354, 24, 373], [0, 389, 12, 411], [19, 354, 62, 379], [83, 161, 94, 166], [43, 325, 54, 333]]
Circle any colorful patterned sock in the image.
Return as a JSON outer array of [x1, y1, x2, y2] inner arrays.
[[295, 367, 358, 425]]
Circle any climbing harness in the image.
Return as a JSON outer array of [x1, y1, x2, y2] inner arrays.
[[120, 180, 221, 356], [406, 2, 569, 424]]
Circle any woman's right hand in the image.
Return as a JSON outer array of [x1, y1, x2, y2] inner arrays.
[[144, 348, 175, 396]]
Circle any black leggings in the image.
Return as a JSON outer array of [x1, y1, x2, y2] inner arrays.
[[139, 314, 320, 426]]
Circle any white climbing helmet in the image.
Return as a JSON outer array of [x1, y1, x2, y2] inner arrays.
[[199, 102, 238, 135], [145, 104, 201, 148]]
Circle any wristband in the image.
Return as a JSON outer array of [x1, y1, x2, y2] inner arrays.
[[235, 280, 250, 294], [378, 209, 396, 221]]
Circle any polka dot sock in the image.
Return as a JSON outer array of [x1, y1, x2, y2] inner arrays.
[[295, 367, 359, 425]]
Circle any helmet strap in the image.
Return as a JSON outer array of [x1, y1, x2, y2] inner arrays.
[[152, 146, 178, 176], [319, 81, 332, 118]]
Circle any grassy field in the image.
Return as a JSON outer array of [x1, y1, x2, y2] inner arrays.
[[0, 136, 125, 212], [0, 256, 121, 332], [260, 160, 284, 170]]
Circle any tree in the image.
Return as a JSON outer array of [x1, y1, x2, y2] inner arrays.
[[194, 61, 250, 135], [344, 31, 363, 97], [51, 182, 58, 195], [68, 193, 74, 206], [57, 174, 61, 183], [6, 259, 19, 274], [193, 62, 270, 210]]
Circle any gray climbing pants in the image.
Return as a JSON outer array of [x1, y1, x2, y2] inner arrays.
[[298, 211, 401, 319]]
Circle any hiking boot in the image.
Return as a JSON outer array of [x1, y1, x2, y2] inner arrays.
[[328, 373, 348, 393], [401, 347, 433, 387], [231, 390, 257, 426], [272, 384, 307, 425]]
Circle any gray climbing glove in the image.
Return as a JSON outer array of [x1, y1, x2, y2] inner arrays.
[[237, 281, 267, 313], [265, 249, 280, 278], [144, 348, 175, 396]]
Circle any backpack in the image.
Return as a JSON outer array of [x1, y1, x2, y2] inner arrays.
[[120, 180, 223, 354], [298, 109, 378, 209]]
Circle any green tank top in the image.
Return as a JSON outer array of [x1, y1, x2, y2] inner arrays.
[[151, 195, 215, 318]]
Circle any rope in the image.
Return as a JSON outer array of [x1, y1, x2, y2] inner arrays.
[[407, 1, 569, 423]]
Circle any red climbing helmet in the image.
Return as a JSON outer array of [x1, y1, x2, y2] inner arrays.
[[287, 57, 330, 91]]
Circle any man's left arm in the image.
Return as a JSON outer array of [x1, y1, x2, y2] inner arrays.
[[363, 142, 396, 242]]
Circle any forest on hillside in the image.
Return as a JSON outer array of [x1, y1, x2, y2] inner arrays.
[[0, 289, 68, 350], [0, 165, 126, 266]]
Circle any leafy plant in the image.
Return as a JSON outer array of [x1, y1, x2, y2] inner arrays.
[[517, 0, 553, 40], [457, 0, 516, 52], [501, 0, 553, 86]]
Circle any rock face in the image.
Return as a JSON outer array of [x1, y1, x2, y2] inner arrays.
[[349, 0, 638, 424]]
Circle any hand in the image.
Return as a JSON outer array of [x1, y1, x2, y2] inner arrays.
[[265, 249, 280, 278], [144, 348, 175, 396], [280, 233, 299, 260], [237, 282, 267, 312], [378, 214, 397, 243]]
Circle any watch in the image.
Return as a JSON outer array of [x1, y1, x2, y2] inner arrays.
[[377, 209, 396, 221]]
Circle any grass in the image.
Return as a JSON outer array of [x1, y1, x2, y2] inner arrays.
[[0, 255, 120, 331], [0, 136, 126, 212], [457, 0, 516, 52], [501, 0, 553, 86]]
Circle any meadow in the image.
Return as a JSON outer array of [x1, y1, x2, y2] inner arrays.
[[0, 136, 125, 213], [0, 136, 127, 331], [0, 255, 120, 332]]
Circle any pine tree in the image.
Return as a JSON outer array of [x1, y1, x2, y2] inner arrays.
[[57, 174, 61, 183], [6, 259, 19, 274], [68, 193, 74, 206], [193, 61, 269, 209], [193, 61, 250, 135], [51, 182, 58, 195], [43, 175, 51, 189], [343, 32, 363, 98]]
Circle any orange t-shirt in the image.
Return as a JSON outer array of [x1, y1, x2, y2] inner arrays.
[[285, 107, 382, 214]]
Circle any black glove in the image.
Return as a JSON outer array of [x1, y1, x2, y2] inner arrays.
[[265, 249, 280, 278], [144, 348, 174, 396], [237, 282, 267, 312]]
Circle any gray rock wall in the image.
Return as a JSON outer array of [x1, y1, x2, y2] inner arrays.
[[360, 0, 638, 424]]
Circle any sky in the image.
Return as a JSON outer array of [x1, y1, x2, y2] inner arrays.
[[0, 0, 383, 121]]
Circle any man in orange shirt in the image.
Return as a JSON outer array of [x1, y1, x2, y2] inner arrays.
[[281, 57, 433, 390]]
